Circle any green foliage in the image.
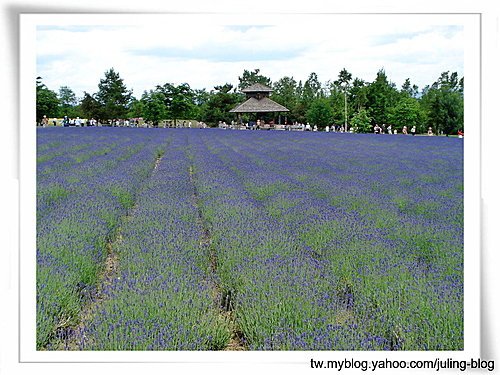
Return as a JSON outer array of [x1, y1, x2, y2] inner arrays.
[[238, 68, 272, 90], [306, 98, 334, 128], [302, 72, 322, 101], [291, 72, 324, 122], [350, 108, 372, 132], [58, 86, 80, 117], [349, 78, 368, 112], [200, 84, 240, 126], [95, 68, 133, 120], [366, 69, 399, 125], [156, 82, 197, 125], [79, 91, 101, 120], [420, 73, 463, 134], [46, 66, 463, 133], [334, 68, 353, 127], [36, 77, 59, 122], [127, 98, 145, 119], [401, 78, 419, 98], [272, 76, 298, 116], [141, 90, 167, 125], [327, 86, 347, 125], [388, 96, 423, 131]]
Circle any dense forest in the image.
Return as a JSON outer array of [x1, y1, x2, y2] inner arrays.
[[36, 67, 464, 134]]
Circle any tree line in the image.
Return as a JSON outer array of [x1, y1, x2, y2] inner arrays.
[[36, 67, 464, 134]]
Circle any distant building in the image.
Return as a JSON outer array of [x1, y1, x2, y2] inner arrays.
[[230, 83, 289, 128]]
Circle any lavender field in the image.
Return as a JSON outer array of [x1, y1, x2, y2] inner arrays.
[[36, 127, 464, 351]]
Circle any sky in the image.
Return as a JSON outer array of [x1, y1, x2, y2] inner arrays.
[[35, 14, 466, 99]]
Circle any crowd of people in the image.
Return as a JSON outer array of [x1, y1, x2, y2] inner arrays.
[[38, 116, 211, 128], [38, 115, 463, 137]]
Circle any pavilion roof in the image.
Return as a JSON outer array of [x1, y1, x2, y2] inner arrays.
[[229, 96, 289, 113], [241, 83, 273, 93]]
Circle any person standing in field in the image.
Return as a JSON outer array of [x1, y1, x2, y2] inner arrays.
[[410, 126, 416, 136], [402, 126, 408, 135], [41, 115, 48, 127]]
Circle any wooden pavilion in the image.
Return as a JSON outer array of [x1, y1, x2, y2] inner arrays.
[[230, 83, 289, 129]]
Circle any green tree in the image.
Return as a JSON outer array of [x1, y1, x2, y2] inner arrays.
[[303, 72, 322, 101], [238, 68, 272, 90], [95, 68, 133, 120], [141, 90, 167, 125], [272, 76, 298, 112], [401, 78, 419, 98], [388, 96, 423, 132], [157, 83, 196, 126], [58, 86, 78, 117], [334, 68, 353, 130], [294, 72, 323, 123], [350, 78, 368, 112], [420, 71, 464, 135], [200, 84, 240, 126], [306, 98, 333, 128], [127, 97, 145, 119], [325, 82, 347, 125], [79, 92, 101, 120], [350, 108, 372, 133], [366, 68, 399, 125], [36, 77, 59, 123]]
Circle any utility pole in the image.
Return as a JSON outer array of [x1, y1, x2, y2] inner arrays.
[[344, 86, 348, 131]]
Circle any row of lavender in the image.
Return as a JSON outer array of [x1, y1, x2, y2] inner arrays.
[[36, 128, 171, 348]]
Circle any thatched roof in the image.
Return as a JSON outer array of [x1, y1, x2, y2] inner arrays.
[[230, 96, 289, 113], [241, 83, 273, 93]]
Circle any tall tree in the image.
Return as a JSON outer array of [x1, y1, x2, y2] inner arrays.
[[127, 97, 145, 119], [325, 82, 347, 125], [157, 83, 196, 126], [238, 69, 272, 90], [95, 68, 133, 120], [190, 88, 211, 120], [79, 92, 101, 120], [306, 98, 333, 128], [388, 96, 423, 132], [58, 86, 79, 117], [366, 68, 399, 125], [302, 72, 322, 101], [401, 78, 419, 98], [141, 90, 167, 125], [420, 71, 463, 135], [293, 73, 322, 123], [36, 77, 59, 123], [200, 83, 240, 126], [334, 68, 353, 130], [349, 78, 368, 112], [350, 108, 372, 133], [272, 76, 298, 111]]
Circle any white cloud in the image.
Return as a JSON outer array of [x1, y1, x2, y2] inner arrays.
[[36, 14, 466, 97]]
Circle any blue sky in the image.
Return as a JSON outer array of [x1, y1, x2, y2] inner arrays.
[[36, 14, 465, 99]]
